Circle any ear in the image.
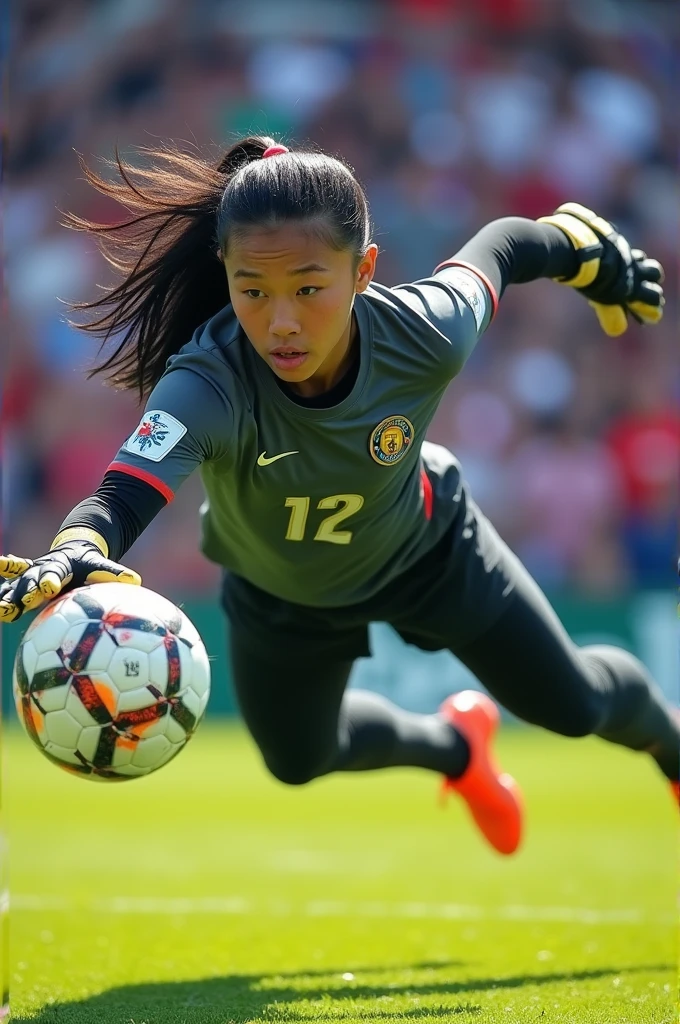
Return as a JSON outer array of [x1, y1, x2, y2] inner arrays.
[[355, 244, 378, 294], [216, 247, 223, 260]]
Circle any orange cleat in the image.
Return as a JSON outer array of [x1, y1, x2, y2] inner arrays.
[[670, 781, 679, 808], [439, 690, 524, 855]]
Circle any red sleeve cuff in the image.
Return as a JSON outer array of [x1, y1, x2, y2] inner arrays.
[[107, 462, 174, 503], [433, 260, 500, 322]]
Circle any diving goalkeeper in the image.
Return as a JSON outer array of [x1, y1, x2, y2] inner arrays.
[[1, 137, 676, 855]]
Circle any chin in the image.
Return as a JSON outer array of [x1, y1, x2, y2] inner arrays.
[[269, 352, 314, 377]]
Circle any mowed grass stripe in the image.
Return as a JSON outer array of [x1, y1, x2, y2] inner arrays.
[[12, 893, 674, 925]]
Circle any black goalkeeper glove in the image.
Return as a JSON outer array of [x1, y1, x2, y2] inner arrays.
[[0, 529, 141, 623], [537, 202, 665, 337]]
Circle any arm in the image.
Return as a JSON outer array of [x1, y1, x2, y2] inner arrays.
[[444, 203, 664, 336], [53, 470, 168, 563], [0, 367, 233, 620], [390, 203, 664, 383], [442, 216, 579, 303]]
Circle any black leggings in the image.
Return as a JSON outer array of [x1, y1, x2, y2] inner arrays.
[[229, 553, 679, 786]]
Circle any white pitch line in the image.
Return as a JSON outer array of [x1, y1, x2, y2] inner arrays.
[[11, 894, 674, 925]]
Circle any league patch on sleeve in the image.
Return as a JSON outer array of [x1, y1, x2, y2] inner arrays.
[[123, 411, 187, 462], [442, 268, 489, 332]]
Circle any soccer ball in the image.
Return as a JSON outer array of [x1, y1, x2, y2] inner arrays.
[[12, 583, 211, 780]]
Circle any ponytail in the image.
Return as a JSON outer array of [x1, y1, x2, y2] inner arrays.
[[64, 136, 276, 400]]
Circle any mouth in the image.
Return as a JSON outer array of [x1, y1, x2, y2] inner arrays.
[[269, 347, 309, 372]]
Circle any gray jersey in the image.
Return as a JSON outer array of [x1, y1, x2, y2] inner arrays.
[[109, 266, 493, 606]]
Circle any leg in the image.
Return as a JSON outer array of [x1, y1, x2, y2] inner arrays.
[[453, 551, 679, 781], [229, 633, 469, 785]]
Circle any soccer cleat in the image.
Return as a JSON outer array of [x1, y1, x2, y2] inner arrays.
[[670, 781, 679, 808], [439, 691, 523, 855]]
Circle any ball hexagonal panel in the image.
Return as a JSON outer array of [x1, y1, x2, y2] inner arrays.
[[116, 686, 158, 716], [80, 633, 118, 673], [107, 648, 150, 693], [81, 672, 120, 717], [44, 742, 81, 766], [57, 595, 95, 625], [65, 689, 99, 729], [189, 645, 211, 699], [178, 685, 202, 721], [27, 613, 71, 655], [114, 627, 166, 655], [147, 645, 170, 692], [165, 716, 188, 745], [112, 762, 153, 777], [44, 709, 82, 749], [57, 622, 101, 668], [109, 584, 181, 626], [111, 741, 134, 768], [78, 725, 103, 764], [24, 702, 47, 744], [132, 734, 171, 769], [20, 640, 39, 683], [29, 652, 71, 712], [176, 641, 194, 690]]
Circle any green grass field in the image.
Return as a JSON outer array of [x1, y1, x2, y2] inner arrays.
[[6, 721, 677, 1023]]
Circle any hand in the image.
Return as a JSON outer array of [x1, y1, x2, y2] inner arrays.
[[538, 202, 665, 337], [0, 538, 141, 623]]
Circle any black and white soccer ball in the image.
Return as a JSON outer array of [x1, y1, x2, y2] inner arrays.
[[12, 583, 210, 780]]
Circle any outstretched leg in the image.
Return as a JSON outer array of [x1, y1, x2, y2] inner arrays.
[[229, 635, 469, 785], [452, 551, 679, 782]]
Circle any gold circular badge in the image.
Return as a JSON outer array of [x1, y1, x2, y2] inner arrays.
[[369, 415, 415, 465]]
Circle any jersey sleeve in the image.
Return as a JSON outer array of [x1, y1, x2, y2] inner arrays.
[[107, 367, 234, 501], [391, 264, 496, 378]]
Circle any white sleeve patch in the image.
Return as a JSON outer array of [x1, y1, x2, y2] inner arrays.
[[440, 267, 489, 332], [123, 410, 187, 462]]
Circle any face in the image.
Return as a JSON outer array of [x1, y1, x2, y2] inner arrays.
[[224, 222, 377, 396]]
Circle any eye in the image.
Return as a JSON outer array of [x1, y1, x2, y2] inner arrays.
[[298, 286, 320, 296], [243, 289, 265, 299]]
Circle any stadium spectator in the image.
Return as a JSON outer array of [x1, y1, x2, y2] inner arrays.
[[7, 0, 677, 595]]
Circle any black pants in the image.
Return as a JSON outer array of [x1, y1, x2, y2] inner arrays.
[[222, 495, 679, 785]]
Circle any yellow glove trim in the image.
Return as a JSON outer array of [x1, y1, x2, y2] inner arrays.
[[588, 302, 628, 338], [50, 528, 109, 557], [85, 569, 142, 586], [628, 300, 663, 325], [537, 212, 601, 288], [0, 555, 32, 579], [552, 202, 615, 238]]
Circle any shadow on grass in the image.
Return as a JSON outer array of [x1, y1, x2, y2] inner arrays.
[[11, 961, 672, 1023]]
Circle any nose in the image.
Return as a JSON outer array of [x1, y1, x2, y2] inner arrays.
[[269, 302, 301, 338], [269, 319, 301, 338]]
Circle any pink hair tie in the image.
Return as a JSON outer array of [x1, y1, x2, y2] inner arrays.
[[262, 144, 289, 158]]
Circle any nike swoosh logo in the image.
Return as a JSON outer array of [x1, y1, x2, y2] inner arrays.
[[257, 450, 299, 467]]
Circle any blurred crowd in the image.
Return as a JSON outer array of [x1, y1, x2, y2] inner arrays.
[[5, 0, 678, 597]]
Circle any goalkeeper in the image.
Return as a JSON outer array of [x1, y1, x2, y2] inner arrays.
[[1, 137, 675, 856]]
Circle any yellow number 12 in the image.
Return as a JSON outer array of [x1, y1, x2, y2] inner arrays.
[[284, 494, 364, 545]]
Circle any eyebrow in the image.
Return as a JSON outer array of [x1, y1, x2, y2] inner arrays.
[[232, 263, 331, 280]]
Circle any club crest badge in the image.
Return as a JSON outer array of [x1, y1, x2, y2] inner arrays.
[[369, 415, 415, 466]]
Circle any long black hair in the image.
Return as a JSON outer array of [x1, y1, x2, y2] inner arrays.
[[64, 136, 372, 400]]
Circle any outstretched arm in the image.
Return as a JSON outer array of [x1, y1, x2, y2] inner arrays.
[[445, 203, 664, 337], [0, 366, 232, 621]]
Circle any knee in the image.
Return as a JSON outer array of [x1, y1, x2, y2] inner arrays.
[[263, 746, 334, 786], [548, 674, 605, 739], [552, 705, 601, 739]]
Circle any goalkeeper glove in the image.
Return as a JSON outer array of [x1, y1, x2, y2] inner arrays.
[[537, 202, 665, 337], [0, 528, 141, 623]]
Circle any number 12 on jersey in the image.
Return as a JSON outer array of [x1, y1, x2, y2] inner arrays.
[[284, 494, 364, 545]]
